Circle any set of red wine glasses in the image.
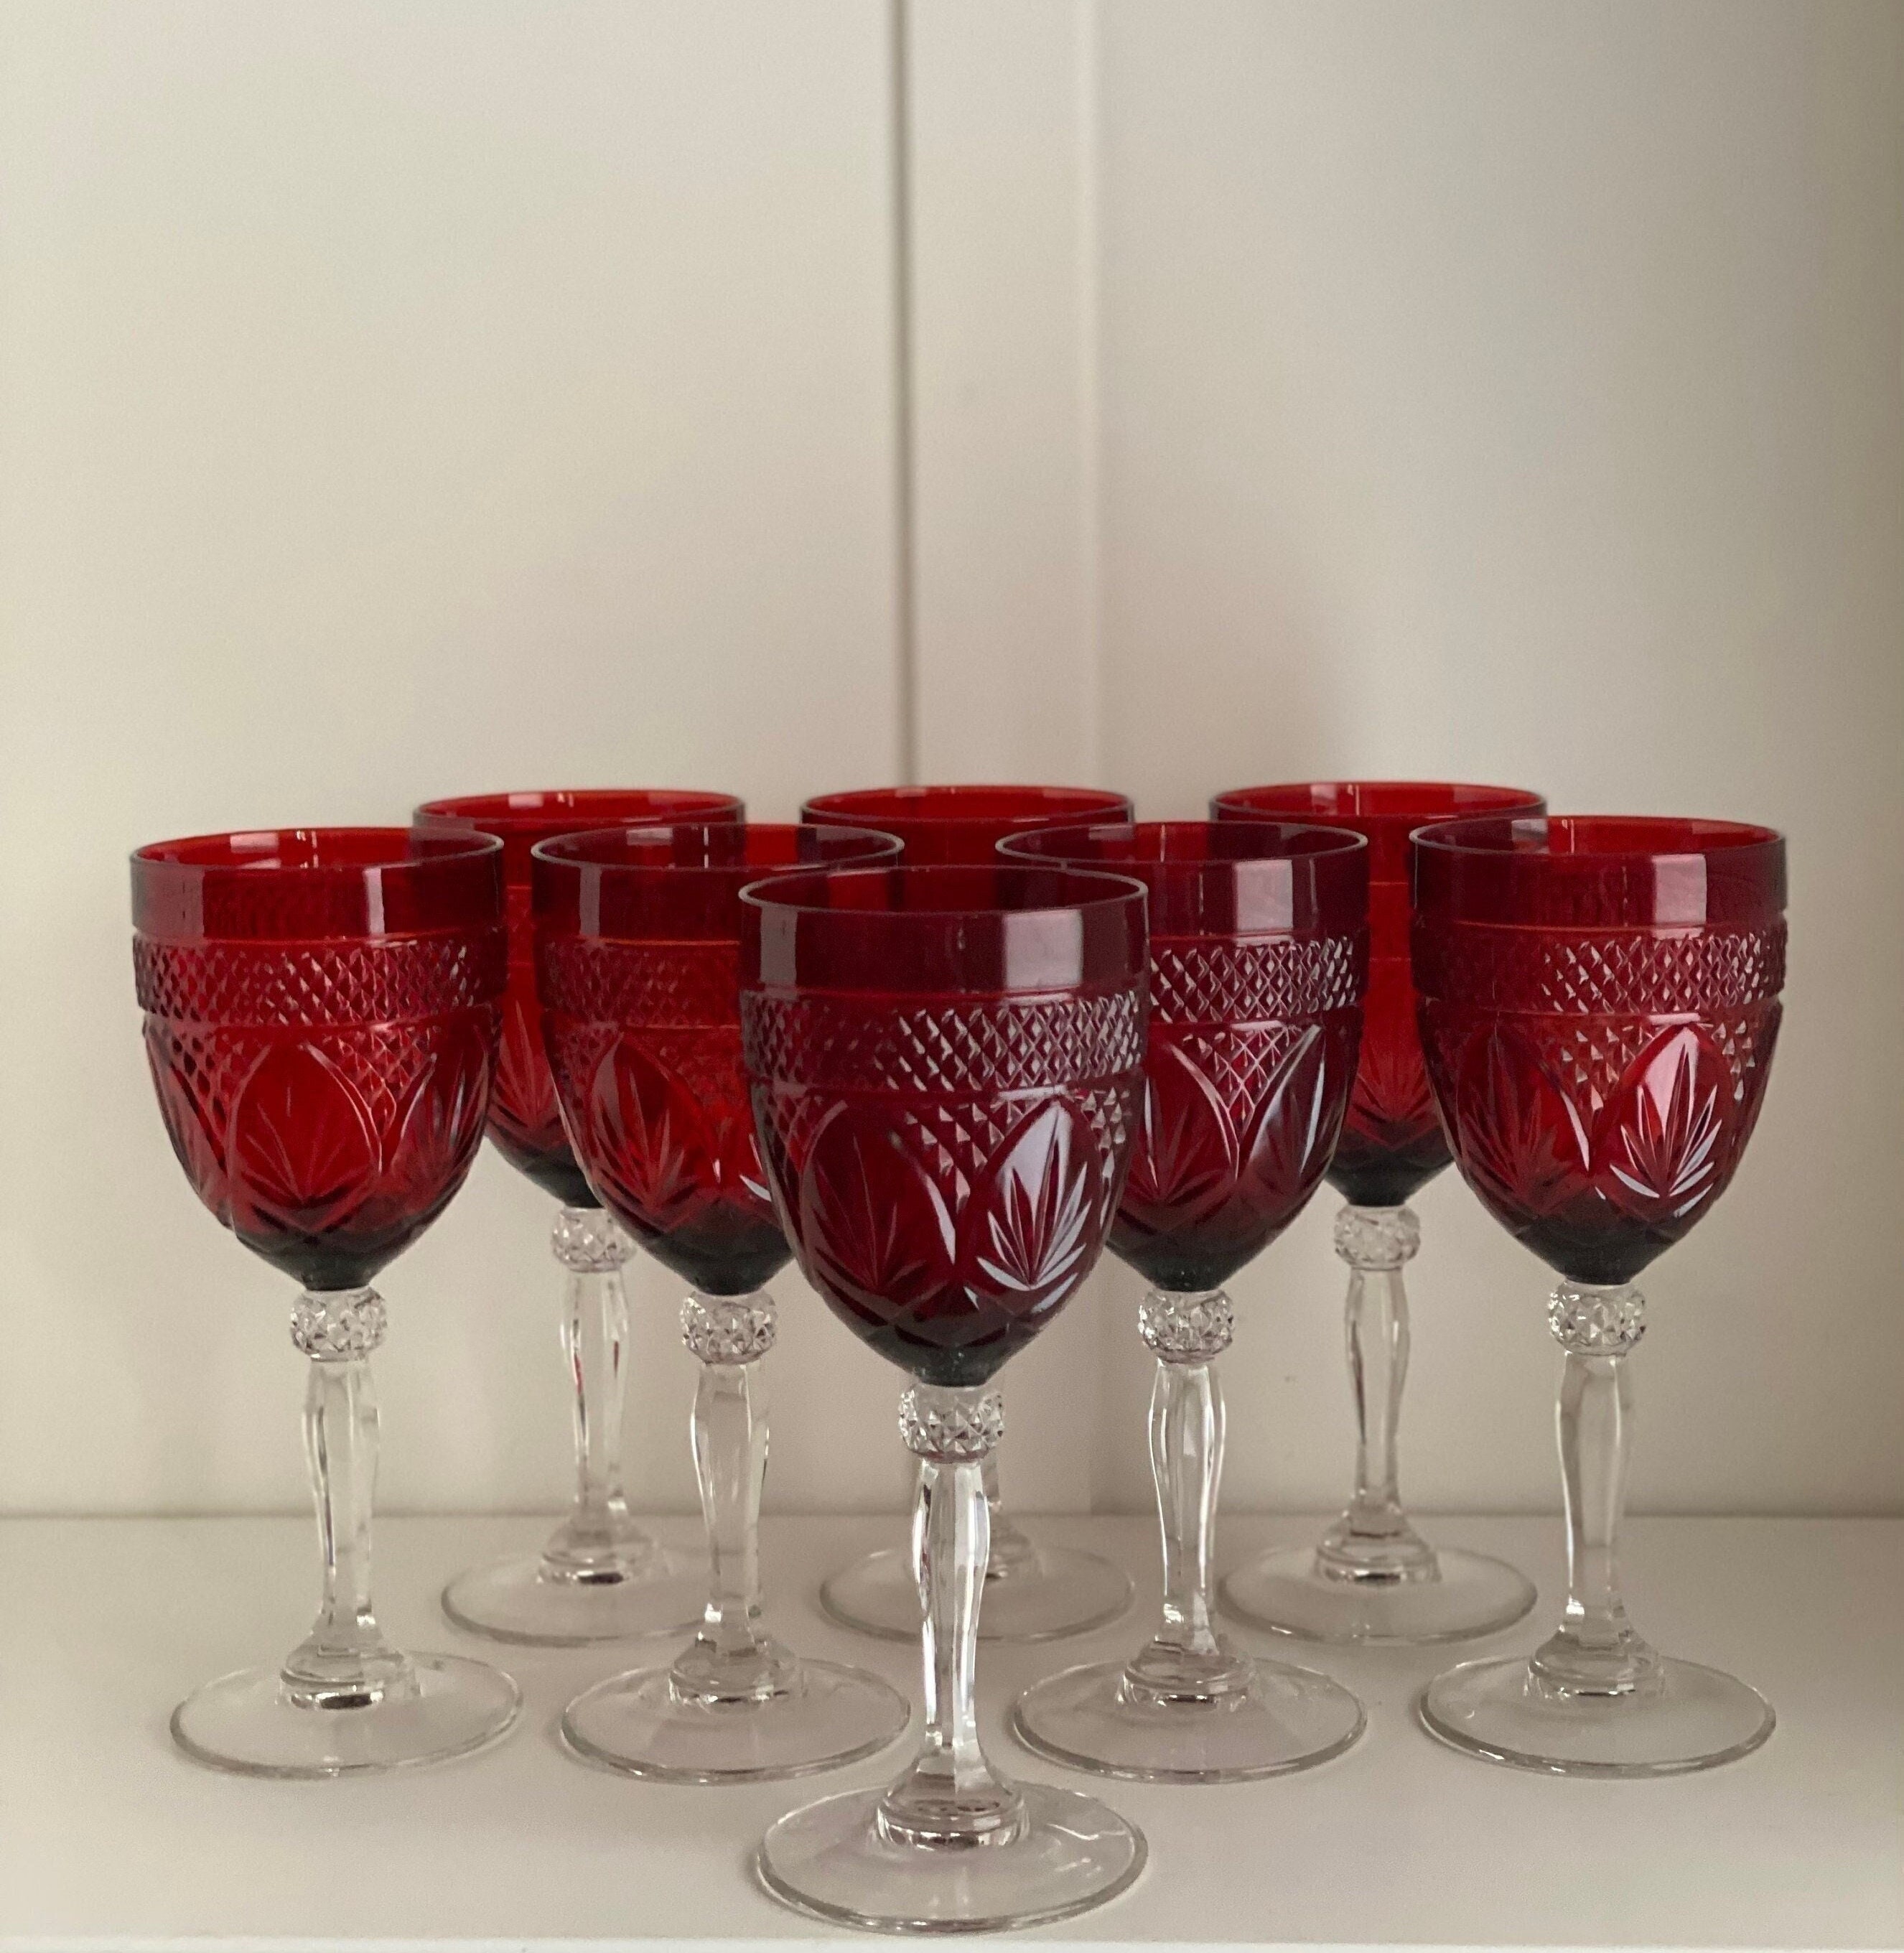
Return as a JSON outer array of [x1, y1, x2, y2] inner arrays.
[[130, 780, 1786, 1933]]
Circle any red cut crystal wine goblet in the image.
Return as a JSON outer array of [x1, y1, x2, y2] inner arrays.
[[1003, 821, 1370, 1780], [1212, 780, 1544, 1644], [131, 828, 517, 1776], [532, 822, 909, 1783], [414, 788, 741, 1646], [1412, 814, 1786, 1775], [800, 782, 1136, 1644], [744, 864, 1149, 1932]]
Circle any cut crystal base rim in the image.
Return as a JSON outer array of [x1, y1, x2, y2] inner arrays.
[[1419, 1651, 1775, 1777]]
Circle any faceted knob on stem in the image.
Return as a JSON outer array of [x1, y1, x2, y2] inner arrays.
[[289, 1287, 387, 1362], [1137, 1289, 1233, 1364], [900, 1384, 1004, 1461], [1333, 1202, 1420, 1269], [1549, 1281, 1646, 1358], [680, 1292, 778, 1366], [549, 1203, 633, 1274]]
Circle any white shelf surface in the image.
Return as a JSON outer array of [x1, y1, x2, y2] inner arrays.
[[1, 1511, 1898, 1949]]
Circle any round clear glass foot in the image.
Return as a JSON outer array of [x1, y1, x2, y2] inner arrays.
[[757, 1779, 1145, 1933], [561, 1658, 908, 1784], [171, 1652, 520, 1779], [1420, 1651, 1775, 1776], [442, 1546, 704, 1646], [820, 1542, 1131, 1644], [1011, 1651, 1364, 1783], [1221, 1542, 1536, 1645]]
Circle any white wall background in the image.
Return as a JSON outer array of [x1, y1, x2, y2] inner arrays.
[[1, 0, 1898, 1523]]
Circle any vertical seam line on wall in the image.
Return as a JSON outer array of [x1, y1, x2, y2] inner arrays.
[[889, 0, 920, 785], [1077, 0, 1113, 1515], [1075, 0, 1103, 791]]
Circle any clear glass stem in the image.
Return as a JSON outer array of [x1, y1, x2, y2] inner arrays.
[[1124, 1291, 1251, 1705], [907, 1446, 1037, 1584], [1317, 1206, 1436, 1583], [541, 1206, 643, 1581], [878, 1384, 1023, 1849], [281, 1288, 415, 1709], [671, 1291, 793, 1705], [1532, 1282, 1660, 1696]]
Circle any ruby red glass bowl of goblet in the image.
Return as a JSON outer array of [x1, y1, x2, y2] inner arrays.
[[1002, 819, 1371, 1781], [742, 862, 1149, 1933], [1411, 813, 1786, 1776], [132, 826, 517, 1777]]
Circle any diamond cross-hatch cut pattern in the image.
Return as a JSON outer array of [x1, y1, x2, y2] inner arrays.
[[134, 931, 508, 1026], [538, 936, 739, 1027], [742, 984, 1145, 1095], [1149, 933, 1363, 1022], [742, 981, 1146, 1388], [1411, 920, 1787, 1017]]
